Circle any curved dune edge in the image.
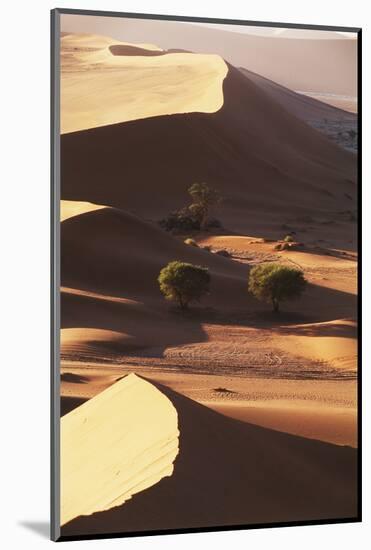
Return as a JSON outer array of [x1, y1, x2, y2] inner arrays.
[[62, 377, 357, 537], [61, 33, 228, 134], [61, 200, 106, 221], [61, 32, 163, 52], [60, 373, 179, 526]]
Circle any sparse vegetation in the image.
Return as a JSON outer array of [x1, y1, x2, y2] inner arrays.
[[188, 182, 222, 230], [284, 235, 294, 243], [184, 238, 198, 247], [159, 210, 200, 233], [159, 183, 222, 234], [158, 261, 210, 310], [248, 263, 307, 312]]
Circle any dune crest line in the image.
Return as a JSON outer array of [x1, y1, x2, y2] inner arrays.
[[61, 373, 179, 526]]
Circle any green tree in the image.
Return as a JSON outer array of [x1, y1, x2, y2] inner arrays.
[[248, 263, 307, 312], [158, 261, 210, 310], [188, 183, 221, 230]]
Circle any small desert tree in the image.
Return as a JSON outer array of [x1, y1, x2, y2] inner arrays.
[[248, 263, 307, 312], [188, 183, 221, 230], [158, 261, 210, 310]]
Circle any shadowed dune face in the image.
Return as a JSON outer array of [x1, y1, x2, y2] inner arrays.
[[109, 44, 166, 56], [61, 207, 356, 320], [61, 62, 356, 234], [60, 289, 208, 361], [61, 207, 248, 302], [59, 206, 357, 368], [239, 68, 357, 121], [62, 376, 357, 537]]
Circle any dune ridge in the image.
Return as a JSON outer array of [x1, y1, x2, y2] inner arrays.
[[61, 373, 179, 526], [62, 376, 357, 536], [61, 34, 228, 133], [60, 23, 357, 95], [61, 62, 356, 233], [58, 29, 358, 538]]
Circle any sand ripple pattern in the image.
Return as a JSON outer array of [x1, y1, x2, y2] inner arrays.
[[62, 342, 355, 381]]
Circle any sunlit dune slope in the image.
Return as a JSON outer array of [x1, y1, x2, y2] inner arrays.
[[61, 200, 105, 221], [62, 376, 357, 536], [61, 61, 356, 232], [61, 32, 162, 51], [61, 373, 179, 526], [60, 288, 208, 359], [61, 33, 228, 133], [272, 319, 357, 371]]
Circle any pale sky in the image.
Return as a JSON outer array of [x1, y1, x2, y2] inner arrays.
[[184, 22, 357, 39]]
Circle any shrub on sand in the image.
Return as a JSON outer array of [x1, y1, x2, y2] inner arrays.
[[248, 263, 307, 312], [158, 261, 210, 310]]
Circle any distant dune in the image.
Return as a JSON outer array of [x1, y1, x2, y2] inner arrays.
[[62, 375, 357, 537], [238, 68, 357, 121], [61, 57, 356, 233], [61, 374, 179, 526], [61, 18, 357, 95]]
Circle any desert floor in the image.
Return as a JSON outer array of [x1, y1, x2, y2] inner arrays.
[[59, 31, 358, 536], [61, 234, 357, 448]]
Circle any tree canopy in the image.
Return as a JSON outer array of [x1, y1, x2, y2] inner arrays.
[[248, 263, 307, 312], [188, 182, 221, 230], [158, 261, 210, 310]]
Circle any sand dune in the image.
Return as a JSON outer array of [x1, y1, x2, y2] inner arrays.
[[61, 200, 105, 221], [272, 319, 357, 370], [60, 286, 207, 360], [61, 32, 162, 51], [61, 206, 247, 299], [239, 67, 357, 120], [61, 34, 227, 133], [61, 365, 357, 446], [60, 206, 356, 321], [58, 30, 358, 537], [61, 327, 137, 359], [61, 59, 356, 234], [109, 44, 166, 56], [61, 376, 357, 537], [60, 20, 357, 95], [61, 374, 179, 526]]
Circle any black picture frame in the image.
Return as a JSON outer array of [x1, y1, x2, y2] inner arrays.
[[51, 8, 362, 542]]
